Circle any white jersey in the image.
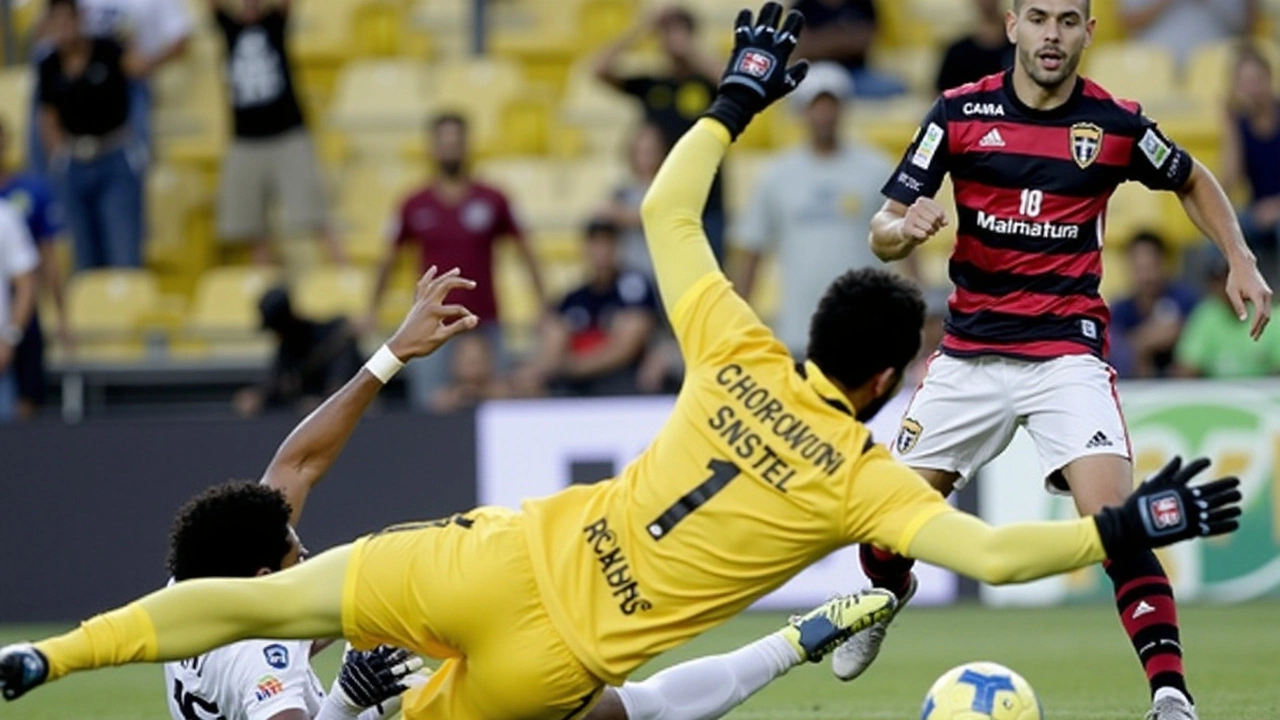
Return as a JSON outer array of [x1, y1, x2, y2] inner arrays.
[[164, 639, 324, 720]]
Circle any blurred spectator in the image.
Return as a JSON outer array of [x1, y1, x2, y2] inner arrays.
[[605, 123, 669, 277], [37, 0, 146, 270], [1110, 232, 1199, 378], [0, 199, 38, 424], [1173, 257, 1280, 377], [1121, 0, 1254, 67], [733, 63, 894, 356], [232, 286, 363, 417], [594, 6, 728, 261], [366, 113, 546, 411], [1221, 45, 1280, 285], [211, 0, 344, 266], [935, 0, 1014, 93], [28, 0, 192, 173], [428, 333, 514, 413], [791, 0, 905, 98], [515, 219, 659, 397], [0, 118, 70, 420]]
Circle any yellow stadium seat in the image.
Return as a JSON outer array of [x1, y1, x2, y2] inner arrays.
[[1104, 181, 1165, 247], [1084, 43, 1182, 112], [153, 31, 229, 167], [560, 157, 628, 226], [1089, 0, 1126, 45], [475, 157, 567, 231], [68, 269, 162, 361], [0, 68, 32, 169], [293, 266, 373, 320], [146, 164, 214, 295], [328, 59, 433, 158], [353, 0, 408, 57], [176, 266, 280, 358], [1185, 38, 1280, 107], [844, 95, 933, 158], [872, 46, 941, 97], [408, 0, 471, 59], [336, 161, 426, 265]]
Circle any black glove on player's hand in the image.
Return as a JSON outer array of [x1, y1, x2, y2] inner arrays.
[[1094, 456, 1242, 556], [702, 2, 810, 139]]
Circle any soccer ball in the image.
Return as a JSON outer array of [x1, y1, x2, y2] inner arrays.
[[920, 661, 1042, 720]]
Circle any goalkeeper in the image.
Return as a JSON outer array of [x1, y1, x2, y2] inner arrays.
[[1, 6, 1242, 720]]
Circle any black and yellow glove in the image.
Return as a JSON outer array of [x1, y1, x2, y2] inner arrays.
[[1093, 456, 1242, 556], [703, 2, 810, 140]]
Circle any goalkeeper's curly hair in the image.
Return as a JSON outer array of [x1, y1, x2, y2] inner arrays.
[[167, 481, 294, 581], [806, 268, 926, 391]]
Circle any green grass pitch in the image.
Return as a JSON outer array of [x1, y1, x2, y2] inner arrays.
[[3, 603, 1278, 719]]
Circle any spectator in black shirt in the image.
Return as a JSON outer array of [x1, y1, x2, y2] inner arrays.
[[37, 0, 146, 270], [594, 5, 728, 262], [935, 0, 1014, 93], [792, 0, 906, 98], [514, 218, 659, 397], [232, 286, 363, 417], [212, 0, 343, 266]]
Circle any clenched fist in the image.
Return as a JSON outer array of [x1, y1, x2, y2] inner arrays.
[[900, 197, 949, 244]]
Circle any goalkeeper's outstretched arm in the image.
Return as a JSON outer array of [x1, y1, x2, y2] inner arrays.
[[639, 118, 728, 320]]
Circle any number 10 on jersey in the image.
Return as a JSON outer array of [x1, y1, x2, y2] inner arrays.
[[1020, 189, 1043, 217]]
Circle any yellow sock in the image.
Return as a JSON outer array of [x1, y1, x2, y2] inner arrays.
[[34, 604, 157, 681]]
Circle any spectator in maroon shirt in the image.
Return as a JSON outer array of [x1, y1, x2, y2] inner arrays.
[[364, 112, 546, 411]]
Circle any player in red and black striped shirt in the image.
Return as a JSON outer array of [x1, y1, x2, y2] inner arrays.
[[843, 2, 1273, 719]]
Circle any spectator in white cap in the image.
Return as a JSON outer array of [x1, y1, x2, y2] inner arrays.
[[731, 62, 899, 357]]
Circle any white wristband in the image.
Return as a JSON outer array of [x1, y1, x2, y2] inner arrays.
[[364, 345, 405, 384]]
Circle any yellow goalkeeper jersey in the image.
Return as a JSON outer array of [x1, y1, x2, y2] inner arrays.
[[520, 120, 954, 685]]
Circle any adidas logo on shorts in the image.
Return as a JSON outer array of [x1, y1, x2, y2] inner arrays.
[[1085, 431, 1113, 449]]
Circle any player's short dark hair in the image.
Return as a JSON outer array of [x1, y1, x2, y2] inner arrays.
[[658, 7, 697, 32], [167, 481, 293, 582], [807, 268, 925, 389], [1014, 0, 1091, 15], [1128, 230, 1169, 257], [48, 0, 78, 11], [430, 112, 467, 134], [585, 217, 620, 240]]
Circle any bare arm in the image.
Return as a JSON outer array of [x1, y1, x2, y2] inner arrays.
[[266, 710, 311, 720], [565, 310, 655, 378], [8, 271, 35, 332], [593, 19, 649, 88], [1120, 0, 1177, 33], [37, 243, 69, 338], [526, 314, 571, 380], [511, 235, 548, 307], [261, 269, 478, 527], [869, 198, 947, 262], [1177, 158, 1273, 338], [38, 107, 64, 159]]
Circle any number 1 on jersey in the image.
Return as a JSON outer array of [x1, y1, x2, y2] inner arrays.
[[1020, 189, 1043, 217], [648, 459, 742, 540]]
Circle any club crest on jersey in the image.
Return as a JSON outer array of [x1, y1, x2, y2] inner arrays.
[[1070, 122, 1104, 169], [896, 418, 923, 455], [263, 644, 289, 669], [736, 50, 774, 78]]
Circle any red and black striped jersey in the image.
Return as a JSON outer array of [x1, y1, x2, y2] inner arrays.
[[882, 71, 1193, 361]]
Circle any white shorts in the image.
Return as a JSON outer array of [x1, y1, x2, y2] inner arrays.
[[892, 353, 1131, 493]]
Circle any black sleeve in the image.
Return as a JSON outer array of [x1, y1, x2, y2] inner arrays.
[[214, 9, 237, 33], [1128, 114, 1193, 191], [620, 76, 654, 99], [880, 97, 951, 205], [935, 43, 962, 94]]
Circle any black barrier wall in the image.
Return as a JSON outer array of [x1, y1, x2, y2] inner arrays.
[[0, 411, 477, 622]]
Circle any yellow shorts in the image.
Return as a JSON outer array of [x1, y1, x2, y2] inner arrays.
[[342, 507, 603, 720]]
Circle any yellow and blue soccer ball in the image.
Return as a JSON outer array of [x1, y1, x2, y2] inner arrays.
[[921, 661, 1042, 720]]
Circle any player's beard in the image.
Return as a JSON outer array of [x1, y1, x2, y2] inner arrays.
[[438, 159, 465, 179], [1019, 44, 1082, 92]]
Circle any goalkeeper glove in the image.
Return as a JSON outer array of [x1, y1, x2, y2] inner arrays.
[[1093, 456, 1242, 557], [702, 2, 810, 140], [319, 644, 424, 719]]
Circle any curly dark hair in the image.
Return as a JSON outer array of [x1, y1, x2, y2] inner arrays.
[[167, 481, 294, 581], [807, 268, 925, 391]]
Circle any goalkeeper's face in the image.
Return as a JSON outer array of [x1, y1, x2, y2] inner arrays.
[[1009, 0, 1093, 91]]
